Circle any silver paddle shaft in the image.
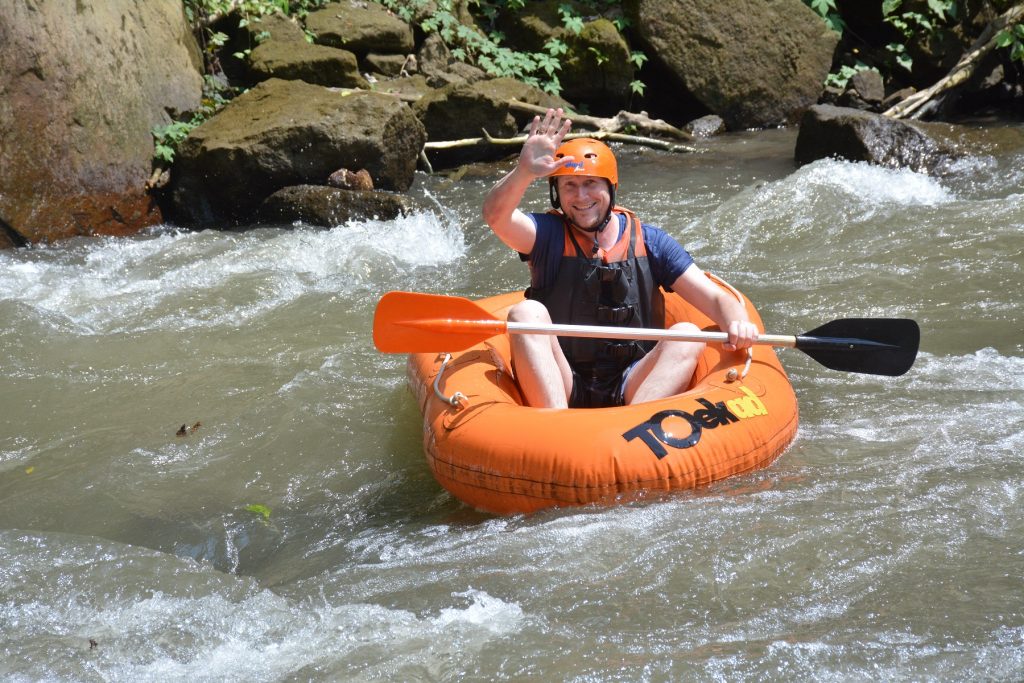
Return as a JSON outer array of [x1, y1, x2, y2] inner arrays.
[[506, 321, 798, 348]]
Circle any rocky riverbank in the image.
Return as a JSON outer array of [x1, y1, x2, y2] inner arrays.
[[1, 0, 1021, 247]]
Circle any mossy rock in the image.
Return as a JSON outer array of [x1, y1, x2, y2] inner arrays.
[[305, 1, 414, 55], [248, 40, 369, 88]]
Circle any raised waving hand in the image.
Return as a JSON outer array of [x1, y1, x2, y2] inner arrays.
[[519, 108, 573, 178]]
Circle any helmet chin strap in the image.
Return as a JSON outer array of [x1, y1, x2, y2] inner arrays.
[[577, 210, 614, 254]]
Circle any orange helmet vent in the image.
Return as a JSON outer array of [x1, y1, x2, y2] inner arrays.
[[549, 138, 618, 188]]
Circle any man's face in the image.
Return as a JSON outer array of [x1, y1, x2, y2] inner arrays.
[[555, 175, 611, 230]]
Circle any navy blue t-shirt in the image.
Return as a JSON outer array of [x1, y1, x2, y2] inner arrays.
[[522, 212, 695, 292]]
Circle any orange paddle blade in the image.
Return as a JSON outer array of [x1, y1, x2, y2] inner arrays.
[[373, 291, 508, 352]]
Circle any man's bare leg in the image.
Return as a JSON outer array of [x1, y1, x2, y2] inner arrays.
[[507, 300, 574, 408]]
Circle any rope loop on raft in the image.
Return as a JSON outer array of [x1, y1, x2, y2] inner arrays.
[[433, 353, 468, 408], [726, 348, 754, 382]]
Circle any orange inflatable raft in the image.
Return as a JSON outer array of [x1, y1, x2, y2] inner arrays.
[[405, 276, 799, 514]]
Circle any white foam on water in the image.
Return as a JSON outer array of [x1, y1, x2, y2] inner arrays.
[[791, 158, 953, 207], [691, 158, 954, 267], [434, 588, 525, 632], [0, 212, 466, 336], [1, 531, 526, 682]]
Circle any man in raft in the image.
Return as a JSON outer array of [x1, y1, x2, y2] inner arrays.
[[482, 107, 759, 409]]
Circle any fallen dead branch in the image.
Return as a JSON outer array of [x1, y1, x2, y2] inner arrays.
[[508, 100, 694, 141], [332, 87, 694, 142], [424, 129, 697, 154]]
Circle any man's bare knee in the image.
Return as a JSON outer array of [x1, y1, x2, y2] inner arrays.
[[662, 322, 705, 360], [508, 299, 551, 323]]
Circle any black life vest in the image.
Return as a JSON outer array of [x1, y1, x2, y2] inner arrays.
[[526, 208, 666, 379]]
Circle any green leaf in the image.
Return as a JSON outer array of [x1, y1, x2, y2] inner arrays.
[[542, 79, 561, 96], [245, 503, 272, 520], [154, 144, 175, 164], [545, 37, 568, 57], [825, 14, 846, 33], [882, 0, 902, 16], [809, 0, 836, 16], [926, 0, 955, 21], [996, 29, 1014, 48]]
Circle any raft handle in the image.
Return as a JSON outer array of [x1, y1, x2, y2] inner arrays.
[[433, 353, 468, 408]]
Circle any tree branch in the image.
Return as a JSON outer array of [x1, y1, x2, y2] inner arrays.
[[508, 99, 694, 141], [332, 87, 695, 140], [424, 129, 697, 154]]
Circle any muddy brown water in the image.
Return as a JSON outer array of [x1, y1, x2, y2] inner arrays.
[[2, 126, 1023, 680]]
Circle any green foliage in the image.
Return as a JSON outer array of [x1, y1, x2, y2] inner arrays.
[[152, 121, 194, 164], [558, 3, 585, 35], [995, 22, 1024, 62], [152, 75, 235, 164], [882, 0, 959, 73], [802, 0, 845, 34], [183, 0, 325, 23], [381, 0, 573, 94], [380, 0, 648, 97], [825, 61, 871, 89], [183, 0, 328, 60]]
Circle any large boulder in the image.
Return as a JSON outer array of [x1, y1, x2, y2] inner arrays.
[[625, 0, 838, 129], [794, 104, 957, 173], [259, 185, 426, 227], [0, 0, 203, 247], [248, 39, 369, 88], [169, 78, 426, 226], [245, 11, 307, 43], [305, 1, 414, 56]]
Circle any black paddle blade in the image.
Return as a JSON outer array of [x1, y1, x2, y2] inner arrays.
[[795, 318, 920, 376]]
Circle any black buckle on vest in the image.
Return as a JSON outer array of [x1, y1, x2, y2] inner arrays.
[[597, 305, 635, 324], [603, 342, 640, 360], [584, 265, 630, 303]]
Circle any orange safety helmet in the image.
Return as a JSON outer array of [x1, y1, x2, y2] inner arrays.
[[548, 138, 618, 209]]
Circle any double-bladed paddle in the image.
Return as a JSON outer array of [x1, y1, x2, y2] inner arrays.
[[373, 291, 920, 376]]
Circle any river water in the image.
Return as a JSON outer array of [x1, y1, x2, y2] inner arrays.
[[2, 125, 1023, 681]]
